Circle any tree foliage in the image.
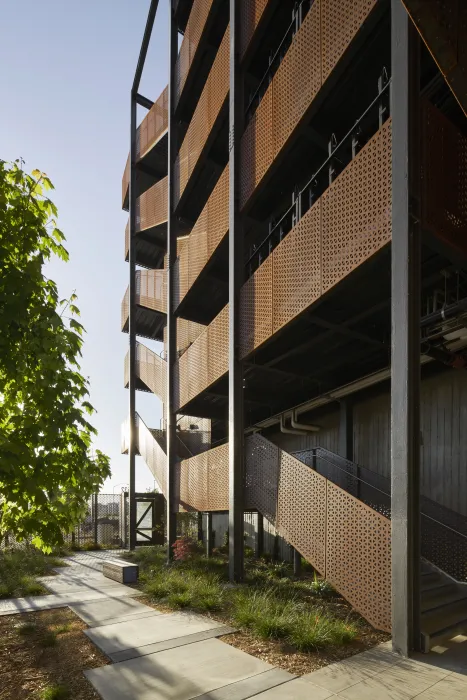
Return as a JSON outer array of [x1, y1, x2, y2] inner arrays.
[[0, 160, 110, 550]]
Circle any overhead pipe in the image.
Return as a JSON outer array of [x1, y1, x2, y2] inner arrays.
[[290, 409, 320, 432], [280, 413, 319, 435]]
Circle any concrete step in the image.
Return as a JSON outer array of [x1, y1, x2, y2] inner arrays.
[[421, 573, 446, 591], [421, 596, 467, 635], [421, 584, 465, 612]]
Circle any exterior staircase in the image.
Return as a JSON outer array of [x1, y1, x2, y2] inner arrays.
[[130, 416, 467, 652]]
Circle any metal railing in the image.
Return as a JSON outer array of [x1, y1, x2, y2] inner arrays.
[[293, 446, 467, 582], [246, 74, 391, 276]]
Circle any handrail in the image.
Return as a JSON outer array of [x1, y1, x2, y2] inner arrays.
[[293, 445, 467, 543], [245, 78, 391, 270], [245, 0, 312, 123]]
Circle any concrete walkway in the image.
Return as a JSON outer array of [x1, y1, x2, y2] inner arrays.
[[1, 552, 467, 699]]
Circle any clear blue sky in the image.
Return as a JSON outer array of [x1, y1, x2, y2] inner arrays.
[[0, 1, 169, 492]]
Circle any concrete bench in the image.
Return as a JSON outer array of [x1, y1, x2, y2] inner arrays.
[[102, 559, 139, 584]]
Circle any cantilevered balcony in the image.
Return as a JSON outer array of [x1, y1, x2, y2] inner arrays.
[[121, 269, 166, 341], [124, 176, 168, 269], [122, 86, 168, 210]]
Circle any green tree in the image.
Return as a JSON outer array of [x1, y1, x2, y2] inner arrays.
[[0, 160, 110, 550]]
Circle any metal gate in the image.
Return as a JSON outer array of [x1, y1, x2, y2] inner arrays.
[[135, 493, 165, 546]]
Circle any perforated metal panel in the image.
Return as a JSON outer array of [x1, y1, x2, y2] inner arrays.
[[207, 304, 229, 385], [421, 100, 467, 257], [137, 177, 168, 232], [276, 452, 327, 574], [136, 269, 167, 313], [240, 0, 270, 57], [121, 288, 129, 331], [240, 255, 273, 358], [123, 343, 167, 400], [245, 434, 280, 524], [176, 0, 214, 104], [207, 444, 229, 511], [177, 318, 206, 355], [326, 481, 391, 632], [136, 415, 167, 495], [273, 0, 322, 158], [240, 86, 273, 209], [272, 200, 321, 333], [321, 119, 392, 293], [122, 155, 130, 208], [321, 0, 376, 82], [174, 27, 229, 206], [124, 220, 129, 260], [207, 166, 229, 257], [188, 207, 208, 289], [138, 86, 169, 159]]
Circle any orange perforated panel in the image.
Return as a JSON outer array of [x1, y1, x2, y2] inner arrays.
[[124, 220, 129, 260], [177, 443, 228, 512], [245, 434, 280, 523], [240, 85, 273, 210], [326, 481, 391, 632], [207, 166, 229, 256], [137, 177, 168, 232], [122, 155, 130, 208], [421, 100, 467, 256], [276, 452, 327, 574], [174, 27, 229, 206], [139, 86, 169, 159], [188, 207, 208, 289], [207, 444, 229, 510], [134, 343, 167, 400], [273, 0, 322, 158], [177, 318, 206, 355], [136, 269, 167, 313], [240, 255, 273, 358], [136, 415, 167, 494], [240, 0, 270, 57], [121, 287, 129, 331], [176, 0, 214, 104], [188, 325, 209, 404], [321, 119, 392, 293], [272, 200, 321, 333], [321, 0, 376, 83], [207, 304, 229, 386]]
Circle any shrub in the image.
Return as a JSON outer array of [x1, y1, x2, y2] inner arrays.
[[309, 571, 336, 598], [172, 536, 198, 561], [17, 622, 37, 636], [40, 685, 70, 700]]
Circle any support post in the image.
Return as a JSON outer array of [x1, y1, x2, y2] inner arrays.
[[391, 0, 421, 657], [228, 0, 245, 583], [166, 2, 179, 562], [339, 399, 353, 461], [206, 513, 213, 557], [128, 93, 138, 552], [256, 513, 264, 558], [293, 548, 302, 576], [93, 493, 98, 546], [197, 512, 204, 543]]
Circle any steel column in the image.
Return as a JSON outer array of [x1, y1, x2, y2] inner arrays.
[[206, 512, 213, 557], [256, 513, 264, 558], [391, 0, 421, 657], [293, 548, 302, 576], [339, 399, 353, 461], [128, 93, 138, 552], [166, 1, 179, 562], [228, 0, 245, 583]]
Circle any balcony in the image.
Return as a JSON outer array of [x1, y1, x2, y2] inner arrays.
[[173, 26, 229, 212], [124, 176, 168, 269], [240, 0, 380, 210], [122, 86, 168, 210], [121, 269, 166, 341]]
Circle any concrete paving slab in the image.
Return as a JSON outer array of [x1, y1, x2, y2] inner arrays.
[[85, 610, 225, 655], [39, 576, 126, 595], [252, 677, 335, 699], [0, 586, 140, 616], [190, 669, 295, 700], [84, 638, 276, 700], [69, 597, 156, 627], [109, 626, 237, 662]]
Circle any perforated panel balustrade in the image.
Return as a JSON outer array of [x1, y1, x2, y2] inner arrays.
[[124, 177, 168, 259], [175, 0, 215, 105], [121, 87, 169, 205], [124, 344, 167, 400], [240, 0, 378, 208], [174, 121, 392, 411], [240, 0, 270, 57], [121, 269, 167, 330], [174, 27, 229, 206]]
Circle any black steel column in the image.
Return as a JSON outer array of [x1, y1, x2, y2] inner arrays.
[[339, 399, 353, 461], [128, 93, 138, 551], [206, 513, 213, 557], [228, 0, 245, 583], [256, 513, 264, 558], [166, 1, 179, 562], [293, 548, 302, 576], [391, 0, 421, 657], [197, 512, 204, 543]]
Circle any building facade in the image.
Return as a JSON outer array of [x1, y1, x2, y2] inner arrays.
[[121, 0, 467, 656]]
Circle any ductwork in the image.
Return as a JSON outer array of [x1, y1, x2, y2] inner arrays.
[[290, 409, 320, 432], [280, 413, 319, 435]]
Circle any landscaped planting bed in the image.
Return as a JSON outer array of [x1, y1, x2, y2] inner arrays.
[[125, 543, 389, 676], [0, 607, 108, 699], [0, 548, 66, 599]]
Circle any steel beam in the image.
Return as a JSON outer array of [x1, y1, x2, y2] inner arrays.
[[228, 0, 245, 583], [128, 93, 138, 552], [166, 1, 179, 563], [391, 0, 421, 657], [132, 0, 160, 94]]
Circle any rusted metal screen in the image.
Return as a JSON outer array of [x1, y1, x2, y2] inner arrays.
[[175, 167, 229, 309], [174, 27, 229, 206], [240, 0, 270, 57], [124, 343, 167, 400], [177, 443, 229, 512], [421, 100, 467, 257], [137, 176, 168, 232], [136, 415, 167, 494], [244, 434, 391, 632], [136, 269, 167, 313], [240, 255, 273, 357], [174, 304, 229, 411], [122, 155, 130, 208], [176, 0, 214, 105], [240, 0, 377, 208], [137, 86, 169, 159], [121, 288, 129, 331]]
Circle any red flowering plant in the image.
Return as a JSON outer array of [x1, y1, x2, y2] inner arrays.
[[172, 536, 198, 562]]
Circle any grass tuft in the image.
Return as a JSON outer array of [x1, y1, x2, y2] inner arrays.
[[16, 622, 37, 636], [40, 684, 71, 700], [39, 630, 58, 648], [0, 547, 66, 599]]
